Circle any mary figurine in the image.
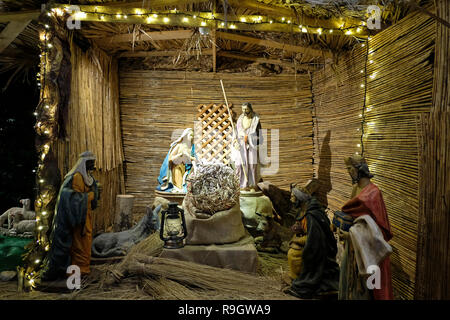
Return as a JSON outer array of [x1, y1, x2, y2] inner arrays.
[[156, 128, 197, 193]]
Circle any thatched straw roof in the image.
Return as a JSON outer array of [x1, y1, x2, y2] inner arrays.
[[0, 0, 433, 79]]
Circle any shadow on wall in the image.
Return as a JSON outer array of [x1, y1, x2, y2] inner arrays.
[[317, 130, 332, 208]]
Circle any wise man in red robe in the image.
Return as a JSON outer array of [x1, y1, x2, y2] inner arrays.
[[338, 154, 394, 300]]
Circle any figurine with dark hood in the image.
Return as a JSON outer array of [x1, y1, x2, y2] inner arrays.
[[286, 180, 340, 299]]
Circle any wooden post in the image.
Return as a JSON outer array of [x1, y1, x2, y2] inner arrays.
[[114, 195, 135, 232]]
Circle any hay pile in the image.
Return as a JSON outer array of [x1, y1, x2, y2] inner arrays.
[[185, 163, 239, 216]]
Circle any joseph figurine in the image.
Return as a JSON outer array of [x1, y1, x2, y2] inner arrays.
[[40, 151, 100, 281], [233, 102, 263, 190]]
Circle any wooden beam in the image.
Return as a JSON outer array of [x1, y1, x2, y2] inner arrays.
[[217, 31, 333, 60], [118, 48, 213, 58], [217, 51, 317, 71], [0, 20, 32, 54], [53, 4, 368, 36], [0, 10, 40, 23], [97, 29, 194, 46]]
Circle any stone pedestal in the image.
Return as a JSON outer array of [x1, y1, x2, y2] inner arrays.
[[114, 195, 135, 232], [240, 190, 274, 237], [160, 234, 258, 273]]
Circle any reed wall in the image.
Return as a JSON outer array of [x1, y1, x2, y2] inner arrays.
[[312, 10, 435, 299], [415, 0, 450, 299], [119, 70, 313, 219], [56, 44, 125, 234]]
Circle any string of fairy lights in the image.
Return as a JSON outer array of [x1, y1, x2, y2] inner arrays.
[[22, 10, 57, 290], [23, 4, 370, 290], [356, 37, 375, 157], [49, 5, 368, 36]]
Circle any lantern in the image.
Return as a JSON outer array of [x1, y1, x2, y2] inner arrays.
[[160, 202, 187, 249]]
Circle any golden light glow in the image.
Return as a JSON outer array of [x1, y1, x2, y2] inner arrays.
[[201, 21, 207, 26], [302, 27, 307, 33], [317, 28, 322, 35], [163, 17, 170, 23], [345, 30, 353, 35], [240, 17, 246, 22], [230, 24, 236, 29], [182, 17, 189, 22]]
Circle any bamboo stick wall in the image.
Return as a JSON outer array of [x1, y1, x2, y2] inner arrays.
[[415, 0, 450, 299], [312, 9, 435, 299], [119, 70, 313, 219], [56, 44, 125, 234]]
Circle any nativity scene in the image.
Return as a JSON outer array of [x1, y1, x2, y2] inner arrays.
[[0, 0, 449, 303]]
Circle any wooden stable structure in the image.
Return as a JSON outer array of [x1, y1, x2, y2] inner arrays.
[[0, 0, 449, 299]]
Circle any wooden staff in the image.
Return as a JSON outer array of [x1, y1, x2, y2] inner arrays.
[[220, 79, 248, 184]]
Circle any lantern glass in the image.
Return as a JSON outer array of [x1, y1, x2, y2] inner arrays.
[[160, 202, 187, 249]]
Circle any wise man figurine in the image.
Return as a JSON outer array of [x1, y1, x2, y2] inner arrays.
[[40, 151, 100, 282], [337, 154, 393, 300], [233, 102, 263, 190]]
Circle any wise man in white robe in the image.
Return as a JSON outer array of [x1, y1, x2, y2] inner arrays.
[[233, 103, 263, 190]]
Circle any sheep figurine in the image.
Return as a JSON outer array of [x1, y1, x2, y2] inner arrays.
[[0, 199, 36, 238], [0, 199, 35, 230]]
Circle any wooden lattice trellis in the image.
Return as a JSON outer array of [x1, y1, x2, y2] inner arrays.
[[195, 103, 234, 165]]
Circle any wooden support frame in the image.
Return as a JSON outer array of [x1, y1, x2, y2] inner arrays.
[[0, 20, 32, 53], [97, 29, 194, 46], [217, 51, 317, 71], [0, 10, 40, 23], [118, 48, 213, 58]]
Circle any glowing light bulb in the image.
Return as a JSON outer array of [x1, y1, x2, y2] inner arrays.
[[345, 30, 352, 35], [281, 17, 285, 21], [193, 15, 197, 19], [287, 20, 291, 24], [230, 24, 236, 29], [201, 21, 207, 26], [147, 16, 154, 23], [240, 17, 246, 22], [269, 20, 273, 24], [360, 70, 364, 73], [75, 12, 87, 19], [42, 211, 47, 216], [136, 10, 142, 16], [153, 14, 158, 18], [45, 105, 50, 109], [361, 43, 365, 47], [163, 17, 170, 23], [100, 15, 105, 20], [302, 27, 307, 33], [329, 29, 333, 33], [38, 226, 44, 231], [45, 245, 50, 251], [116, 14, 122, 19], [369, 60, 374, 64], [33, 112, 38, 116], [357, 144, 361, 147], [359, 114, 363, 118], [182, 17, 189, 22], [356, 27, 362, 33], [360, 84, 365, 88], [317, 28, 322, 35], [47, 43, 53, 48], [124, 15, 128, 19], [45, 24, 50, 29], [220, 22, 225, 27]]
